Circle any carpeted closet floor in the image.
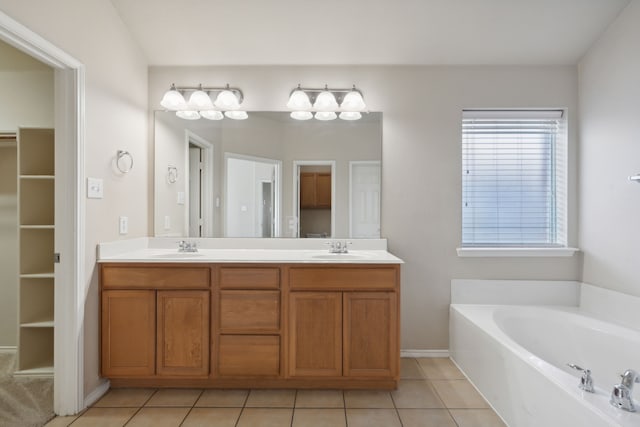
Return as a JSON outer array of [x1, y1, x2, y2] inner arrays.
[[0, 353, 54, 427]]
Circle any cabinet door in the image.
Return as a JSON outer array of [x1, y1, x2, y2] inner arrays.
[[101, 290, 155, 377], [157, 290, 210, 377], [343, 292, 398, 377], [288, 292, 342, 377], [315, 173, 332, 208], [299, 172, 316, 208]]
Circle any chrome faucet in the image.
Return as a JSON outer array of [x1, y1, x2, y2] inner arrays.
[[567, 364, 595, 393], [326, 240, 352, 254], [178, 240, 198, 252], [611, 369, 639, 412]]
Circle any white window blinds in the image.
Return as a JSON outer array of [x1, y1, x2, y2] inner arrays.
[[462, 110, 567, 247]]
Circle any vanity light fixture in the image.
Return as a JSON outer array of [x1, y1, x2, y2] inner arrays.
[[287, 84, 367, 121], [159, 83, 248, 121]]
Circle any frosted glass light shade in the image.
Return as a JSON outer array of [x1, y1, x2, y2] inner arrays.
[[315, 111, 337, 121], [225, 110, 248, 120], [287, 90, 312, 110], [341, 90, 366, 111], [314, 90, 339, 111], [215, 90, 240, 110], [200, 110, 224, 120], [290, 111, 313, 120], [176, 110, 201, 120], [339, 111, 362, 121], [188, 89, 214, 110], [160, 86, 186, 110]]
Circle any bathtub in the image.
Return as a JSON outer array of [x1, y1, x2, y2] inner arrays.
[[450, 304, 640, 427]]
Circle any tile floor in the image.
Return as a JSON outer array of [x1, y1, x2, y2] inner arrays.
[[44, 358, 506, 427]]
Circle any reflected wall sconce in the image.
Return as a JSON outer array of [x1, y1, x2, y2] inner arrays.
[[160, 83, 248, 120], [116, 150, 133, 173], [167, 166, 178, 184], [286, 84, 367, 121]]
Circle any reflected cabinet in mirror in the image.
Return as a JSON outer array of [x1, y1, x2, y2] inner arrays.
[[154, 111, 382, 238]]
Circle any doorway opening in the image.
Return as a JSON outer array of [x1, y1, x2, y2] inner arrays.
[[292, 160, 336, 238], [185, 130, 213, 237]]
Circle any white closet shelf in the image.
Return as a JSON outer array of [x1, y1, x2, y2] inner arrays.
[[20, 273, 54, 279], [13, 366, 54, 377], [20, 225, 54, 229], [19, 175, 54, 179], [20, 321, 54, 328]]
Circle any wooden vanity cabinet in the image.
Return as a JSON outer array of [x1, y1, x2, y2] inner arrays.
[[100, 265, 211, 379], [287, 266, 400, 382]]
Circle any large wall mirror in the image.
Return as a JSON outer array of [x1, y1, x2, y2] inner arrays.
[[154, 111, 382, 238]]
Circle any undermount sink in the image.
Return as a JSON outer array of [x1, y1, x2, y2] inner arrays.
[[311, 253, 367, 260], [151, 252, 204, 259]]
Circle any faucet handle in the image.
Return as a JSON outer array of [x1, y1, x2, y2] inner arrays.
[[567, 363, 595, 393]]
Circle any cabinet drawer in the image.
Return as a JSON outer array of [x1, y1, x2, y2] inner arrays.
[[218, 335, 280, 377], [102, 265, 210, 289], [219, 291, 280, 333], [289, 267, 397, 291], [220, 267, 280, 289]]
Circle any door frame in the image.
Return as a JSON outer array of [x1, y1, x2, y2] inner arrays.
[[0, 11, 85, 415], [184, 130, 213, 237], [349, 160, 381, 238], [292, 160, 336, 238]]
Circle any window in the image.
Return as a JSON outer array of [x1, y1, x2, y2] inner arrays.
[[461, 110, 567, 247]]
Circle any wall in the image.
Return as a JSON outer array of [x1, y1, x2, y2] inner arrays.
[[578, 0, 640, 296], [0, 0, 149, 397], [149, 65, 581, 351], [0, 41, 53, 348]]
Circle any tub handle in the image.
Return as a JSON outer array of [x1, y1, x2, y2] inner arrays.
[[567, 364, 595, 393]]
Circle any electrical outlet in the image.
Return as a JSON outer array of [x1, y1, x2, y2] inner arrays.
[[119, 216, 128, 235], [177, 191, 185, 205], [164, 215, 171, 230]]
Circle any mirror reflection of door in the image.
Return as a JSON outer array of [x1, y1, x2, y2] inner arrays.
[[188, 144, 202, 237], [296, 164, 333, 238], [225, 153, 281, 237], [350, 161, 381, 238]]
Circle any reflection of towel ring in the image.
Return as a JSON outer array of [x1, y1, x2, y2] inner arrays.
[[167, 166, 178, 184], [116, 150, 134, 173]]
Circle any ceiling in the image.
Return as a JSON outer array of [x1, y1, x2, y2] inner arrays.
[[110, 0, 630, 66]]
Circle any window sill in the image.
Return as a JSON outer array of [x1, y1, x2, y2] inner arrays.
[[456, 247, 579, 258]]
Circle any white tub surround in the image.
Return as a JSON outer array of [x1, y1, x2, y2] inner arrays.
[[97, 237, 403, 264], [450, 280, 640, 427]]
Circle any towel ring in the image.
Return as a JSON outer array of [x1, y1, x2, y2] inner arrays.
[[167, 166, 178, 184], [116, 150, 133, 174]]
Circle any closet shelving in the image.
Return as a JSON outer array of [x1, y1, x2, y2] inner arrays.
[[15, 128, 55, 377]]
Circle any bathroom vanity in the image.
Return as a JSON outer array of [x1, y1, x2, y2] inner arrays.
[[98, 239, 402, 389]]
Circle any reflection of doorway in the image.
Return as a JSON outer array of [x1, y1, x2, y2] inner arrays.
[[185, 131, 213, 237], [224, 153, 281, 237], [293, 160, 336, 238], [349, 161, 381, 238]]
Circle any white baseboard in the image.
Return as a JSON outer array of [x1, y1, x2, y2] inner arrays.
[[0, 346, 17, 354], [401, 349, 450, 358], [84, 379, 110, 408]]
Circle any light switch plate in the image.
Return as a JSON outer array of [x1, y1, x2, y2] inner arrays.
[[119, 216, 128, 235], [87, 177, 103, 199], [177, 191, 185, 205]]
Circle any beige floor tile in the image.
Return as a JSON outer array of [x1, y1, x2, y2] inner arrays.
[[401, 358, 425, 379], [245, 389, 296, 408], [181, 407, 241, 427], [346, 409, 402, 427], [450, 409, 507, 427], [93, 388, 155, 407], [398, 409, 457, 427], [236, 408, 293, 427], [391, 380, 445, 408], [292, 408, 346, 427], [344, 390, 394, 408], [431, 380, 489, 409], [195, 389, 248, 407], [126, 407, 190, 426], [145, 388, 202, 407], [71, 407, 137, 427], [44, 415, 80, 427], [417, 358, 465, 380], [295, 390, 344, 408]]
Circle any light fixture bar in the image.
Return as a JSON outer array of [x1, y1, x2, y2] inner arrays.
[[172, 84, 244, 104]]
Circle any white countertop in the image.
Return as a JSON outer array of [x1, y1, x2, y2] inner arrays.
[[97, 238, 403, 264]]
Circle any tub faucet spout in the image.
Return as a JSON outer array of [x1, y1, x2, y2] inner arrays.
[[611, 369, 639, 412]]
